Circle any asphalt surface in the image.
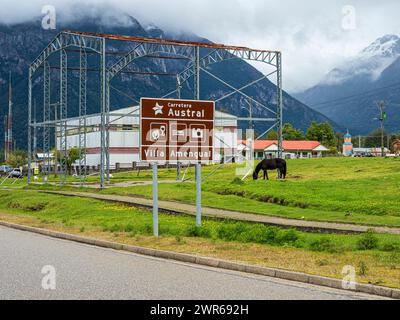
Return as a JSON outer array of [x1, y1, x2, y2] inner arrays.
[[0, 225, 385, 300]]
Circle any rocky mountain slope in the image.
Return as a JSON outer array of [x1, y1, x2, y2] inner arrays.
[[296, 35, 400, 134], [0, 6, 338, 150]]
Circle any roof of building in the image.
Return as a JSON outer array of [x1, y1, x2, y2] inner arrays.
[[344, 130, 351, 138], [238, 140, 326, 151]]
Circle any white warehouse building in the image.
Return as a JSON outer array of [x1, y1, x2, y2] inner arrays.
[[59, 106, 238, 167]]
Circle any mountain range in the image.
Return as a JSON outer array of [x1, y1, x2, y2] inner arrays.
[[0, 6, 339, 151], [296, 34, 400, 135]]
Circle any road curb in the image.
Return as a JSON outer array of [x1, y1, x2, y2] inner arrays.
[[0, 220, 398, 299]]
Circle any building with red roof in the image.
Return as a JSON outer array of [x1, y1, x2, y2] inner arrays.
[[237, 139, 329, 159]]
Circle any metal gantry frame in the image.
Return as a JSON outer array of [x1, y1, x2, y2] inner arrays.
[[78, 47, 87, 184], [27, 31, 283, 188]]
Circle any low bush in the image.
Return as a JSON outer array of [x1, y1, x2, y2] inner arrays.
[[215, 223, 299, 246], [185, 225, 211, 238], [357, 231, 379, 250], [230, 177, 244, 185], [309, 238, 339, 253], [380, 241, 400, 252]]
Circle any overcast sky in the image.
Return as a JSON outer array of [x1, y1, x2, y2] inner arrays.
[[1, 0, 400, 92]]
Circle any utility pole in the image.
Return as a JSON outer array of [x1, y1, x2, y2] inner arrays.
[[377, 101, 386, 157]]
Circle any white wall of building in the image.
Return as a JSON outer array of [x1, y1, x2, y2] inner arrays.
[[59, 106, 238, 166]]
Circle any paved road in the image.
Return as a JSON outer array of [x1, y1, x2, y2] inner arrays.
[[44, 190, 400, 235], [0, 226, 384, 300]]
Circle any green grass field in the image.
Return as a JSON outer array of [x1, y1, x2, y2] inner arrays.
[[2, 157, 399, 288], [0, 188, 399, 288], [90, 157, 400, 227]]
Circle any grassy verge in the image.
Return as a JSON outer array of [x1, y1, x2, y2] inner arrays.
[[0, 189, 399, 289], [16, 157, 400, 227]]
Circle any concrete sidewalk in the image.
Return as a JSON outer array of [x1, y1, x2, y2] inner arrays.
[[41, 190, 400, 235]]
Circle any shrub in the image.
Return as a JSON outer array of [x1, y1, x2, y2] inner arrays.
[[380, 241, 400, 252], [240, 224, 268, 243], [216, 223, 247, 241], [231, 177, 244, 185], [264, 226, 280, 242], [276, 229, 299, 245], [123, 223, 135, 233], [309, 238, 338, 253], [143, 224, 152, 234], [185, 225, 211, 238], [358, 261, 368, 276], [357, 231, 379, 250]]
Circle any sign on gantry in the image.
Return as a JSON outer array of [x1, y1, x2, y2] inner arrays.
[[140, 98, 215, 163]]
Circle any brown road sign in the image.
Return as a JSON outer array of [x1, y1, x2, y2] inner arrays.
[[140, 98, 215, 163]]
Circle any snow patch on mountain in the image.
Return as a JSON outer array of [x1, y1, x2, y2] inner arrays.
[[320, 34, 400, 85]]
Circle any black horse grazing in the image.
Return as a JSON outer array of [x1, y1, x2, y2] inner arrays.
[[253, 158, 287, 180]]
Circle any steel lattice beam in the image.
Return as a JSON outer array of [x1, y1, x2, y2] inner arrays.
[[276, 52, 283, 158], [28, 30, 283, 188], [59, 49, 68, 184], [100, 38, 107, 188], [108, 43, 195, 80], [78, 48, 87, 184], [42, 61, 51, 181], [30, 32, 103, 74]]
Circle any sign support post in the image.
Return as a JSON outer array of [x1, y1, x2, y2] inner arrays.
[[152, 162, 159, 237], [177, 162, 181, 181], [140, 97, 214, 231], [196, 162, 202, 226]]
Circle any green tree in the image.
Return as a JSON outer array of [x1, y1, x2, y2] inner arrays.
[[364, 129, 388, 148], [54, 147, 85, 175], [335, 132, 344, 151], [282, 123, 305, 140], [389, 133, 400, 152], [265, 130, 278, 140], [306, 122, 337, 149], [0, 149, 5, 164], [6, 150, 28, 168]]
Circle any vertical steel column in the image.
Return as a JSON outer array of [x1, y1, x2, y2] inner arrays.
[[59, 49, 68, 184], [105, 71, 111, 182], [43, 61, 51, 182], [33, 99, 37, 160], [152, 163, 159, 237], [176, 74, 182, 180], [195, 163, 202, 226], [276, 52, 283, 159], [79, 47, 87, 185], [194, 45, 202, 226], [27, 67, 32, 185], [176, 74, 181, 99], [53, 102, 58, 177], [100, 38, 106, 189], [193, 46, 200, 100]]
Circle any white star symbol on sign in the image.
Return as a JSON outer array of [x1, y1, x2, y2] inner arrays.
[[153, 103, 164, 115]]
